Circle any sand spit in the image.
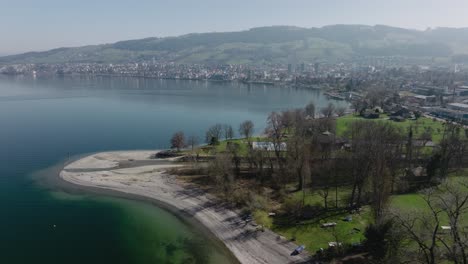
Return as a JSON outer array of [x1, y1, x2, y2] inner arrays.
[[60, 150, 311, 264]]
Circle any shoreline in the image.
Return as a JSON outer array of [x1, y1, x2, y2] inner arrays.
[[0, 73, 324, 91], [36, 153, 238, 264], [58, 150, 311, 264]]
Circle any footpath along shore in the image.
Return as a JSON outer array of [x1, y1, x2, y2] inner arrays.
[[59, 150, 312, 264]]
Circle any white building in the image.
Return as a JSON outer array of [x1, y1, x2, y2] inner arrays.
[[252, 142, 287, 151], [447, 103, 468, 112]]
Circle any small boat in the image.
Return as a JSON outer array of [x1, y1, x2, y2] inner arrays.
[[291, 245, 306, 256]]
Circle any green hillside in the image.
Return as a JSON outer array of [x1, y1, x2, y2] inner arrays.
[[2, 25, 468, 64]]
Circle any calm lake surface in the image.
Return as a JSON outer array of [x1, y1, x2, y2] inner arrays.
[[0, 75, 341, 264]]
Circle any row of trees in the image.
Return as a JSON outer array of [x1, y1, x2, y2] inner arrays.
[[204, 121, 255, 145], [170, 121, 255, 151], [170, 131, 198, 152]]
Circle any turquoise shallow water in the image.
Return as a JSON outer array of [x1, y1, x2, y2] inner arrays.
[[0, 75, 339, 263]]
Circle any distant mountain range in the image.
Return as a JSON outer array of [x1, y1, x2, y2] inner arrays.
[[3, 25, 468, 65]]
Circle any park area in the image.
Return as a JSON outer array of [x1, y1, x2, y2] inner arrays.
[[269, 173, 467, 254], [172, 109, 467, 262], [336, 114, 448, 142]]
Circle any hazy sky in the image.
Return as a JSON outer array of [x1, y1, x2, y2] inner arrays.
[[2, 0, 468, 55]]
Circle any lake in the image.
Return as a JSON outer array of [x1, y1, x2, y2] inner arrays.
[[0, 75, 341, 263]]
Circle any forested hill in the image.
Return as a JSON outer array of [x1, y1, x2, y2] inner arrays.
[[3, 25, 468, 64]]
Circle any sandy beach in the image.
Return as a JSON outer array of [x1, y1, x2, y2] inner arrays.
[[59, 150, 311, 264]]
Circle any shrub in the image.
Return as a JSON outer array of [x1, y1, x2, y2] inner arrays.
[[230, 188, 250, 207], [282, 196, 303, 217], [253, 210, 273, 230], [248, 193, 269, 211]]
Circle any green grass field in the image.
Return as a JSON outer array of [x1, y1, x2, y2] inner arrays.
[[336, 115, 447, 142], [272, 174, 467, 253], [272, 187, 371, 252], [272, 206, 371, 252], [390, 174, 468, 222]]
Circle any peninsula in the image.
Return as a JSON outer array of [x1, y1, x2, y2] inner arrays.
[[60, 150, 311, 264]]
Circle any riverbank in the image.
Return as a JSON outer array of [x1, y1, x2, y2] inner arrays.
[[59, 150, 311, 264]]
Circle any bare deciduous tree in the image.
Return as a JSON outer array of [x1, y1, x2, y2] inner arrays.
[[222, 124, 234, 141], [320, 103, 335, 118], [392, 188, 442, 264], [392, 179, 468, 264], [286, 130, 310, 191], [239, 120, 254, 143], [226, 141, 241, 176], [366, 88, 388, 108], [336, 106, 347, 117], [305, 101, 316, 118], [170, 131, 186, 151], [345, 121, 403, 217], [435, 180, 468, 264], [208, 153, 235, 198], [187, 135, 199, 151], [265, 112, 287, 180], [438, 124, 467, 178], [250, 148, 269, 184], [206, 124, 223, 145]]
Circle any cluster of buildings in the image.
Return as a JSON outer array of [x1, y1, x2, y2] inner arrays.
[[400, 84, 468, 124], [0, 62, 318, 84], [0, 60, 397, 87]]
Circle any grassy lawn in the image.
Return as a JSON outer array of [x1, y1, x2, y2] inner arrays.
[[390, 174, 468, 225], [272, 187, 370, 252], [337, 115, 446, 142], [272, 173, 467, 254], [272, 207, 372, 252], [213, 138, 257, 156], [390, 193, 428, 211], [292, 187, 352, 208]]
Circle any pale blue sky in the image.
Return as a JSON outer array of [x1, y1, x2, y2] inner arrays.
[[1, 0, 468, 55]]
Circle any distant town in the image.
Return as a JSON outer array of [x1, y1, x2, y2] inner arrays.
[[2, 60, 468, 126]]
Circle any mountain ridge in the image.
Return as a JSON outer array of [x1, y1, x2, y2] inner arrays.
[[3, 25, 468, 64]]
